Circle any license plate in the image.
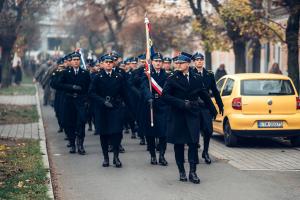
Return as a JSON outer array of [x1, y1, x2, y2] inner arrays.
[[258, 121, 283, 128]]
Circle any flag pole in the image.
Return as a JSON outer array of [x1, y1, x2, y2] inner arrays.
[[144, 13, 154, 127]]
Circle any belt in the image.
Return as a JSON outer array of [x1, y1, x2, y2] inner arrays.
[[66, 93, 85, 98], [105, 96, 122, 103]]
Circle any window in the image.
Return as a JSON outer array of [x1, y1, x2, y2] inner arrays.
[[216, 78, 226, 93], [241, 79, 295, 96], [222, 78, 235, 96]]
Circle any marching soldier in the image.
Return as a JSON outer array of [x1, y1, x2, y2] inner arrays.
[[163, 57, 174, 76], [192, 52, 224, 164], [123, 58, 139, 138], [141, 52, 168, 166], [56, 52, 91, 155], [89, 55, 130, 168], [50, 58, 65, 133], [162, 53, 217, 184], [129, 57, 147, 146]]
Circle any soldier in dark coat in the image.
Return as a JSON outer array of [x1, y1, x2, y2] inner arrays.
[[56, 52, 91, 155], [129, 56, 147, 146], [123, 57, 139, 139], [89, 55, 130, 168], [192, 52, 224, 164], [50, 58, 65, 133], [162, 53, 217, 184], [140, 52, 168, 166], [163, 57, 174, 76]]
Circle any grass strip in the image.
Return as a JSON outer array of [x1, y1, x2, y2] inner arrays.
[[0, 104, 39, 125], [0, 85, 36, 96], [0, 139, 50, 200]]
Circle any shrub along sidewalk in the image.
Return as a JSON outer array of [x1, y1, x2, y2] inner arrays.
[[0, 139, 50, 200]]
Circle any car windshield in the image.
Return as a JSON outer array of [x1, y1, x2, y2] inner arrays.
[[241, 79, 295, 96]]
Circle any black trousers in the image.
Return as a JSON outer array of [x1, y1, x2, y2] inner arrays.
[[174, 143, 199, 164], [100, 134, 122, 159], [200, 108, 213, 152], [64, 97, 87, 145], [146, 136, 166, 157]]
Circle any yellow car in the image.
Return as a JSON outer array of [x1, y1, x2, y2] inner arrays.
[[212, 73, 300, 147]]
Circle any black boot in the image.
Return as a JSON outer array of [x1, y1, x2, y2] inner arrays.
[[189, 163, 200, 184], [203, 136, 211, 164], [150, 155, 158, 165], [69, 140, 76, 154], [113, 153, 122, 168], [124, 128, 130, 134], [159, 152, 168, 166], [64, 136, 69, 141], [139, 137, 146, 145], [102, 147, 109, 167], [177, 163, 187, 182], [66, 141, 71, 148], [131, 132, 137, 139], [77, 138, 86, 155], [202, 151, 211, 164], [119, 145, 125, 153]]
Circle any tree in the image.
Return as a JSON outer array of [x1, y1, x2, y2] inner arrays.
[[64, 0, 153, 55], [272, 0, 300, 92], [187, 0, 215, 70], [207, 0, 283, 73], [0, 0, 53, 87]]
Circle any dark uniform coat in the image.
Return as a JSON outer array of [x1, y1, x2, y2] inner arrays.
[[140, 68, 168, 137], [89, 70, 129, 135], [50, 68, 65, 128], [56, 67, 90, 133], [129, 66, 146, 137], [192, 68, 223, 110], [162, 70, 217, 144], [192, 68, 223, 134]]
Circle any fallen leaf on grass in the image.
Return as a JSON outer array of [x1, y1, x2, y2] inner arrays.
[[17, 181, 24, 188], [0, 145, 6, 151]]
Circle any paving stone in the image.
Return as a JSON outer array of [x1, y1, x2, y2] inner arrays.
[[0, 95, 36, 105], [210, 136, 300, 171]]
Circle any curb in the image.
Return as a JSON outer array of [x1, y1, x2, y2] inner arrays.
[[35, 84, 55, 199]]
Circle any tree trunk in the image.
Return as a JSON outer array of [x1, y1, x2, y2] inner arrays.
[[1, 46, 13, 87], [233, 40, 247, 73], [252, 38, 261, 73], [286, 11, 300, 93], [205, 51, 212, 71]]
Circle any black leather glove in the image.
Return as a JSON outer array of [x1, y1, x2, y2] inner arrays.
[[72, 85, 82, 90], [104, 101, 113, 108], [184, 100, 191, 109], [219, 107, 224, 116]]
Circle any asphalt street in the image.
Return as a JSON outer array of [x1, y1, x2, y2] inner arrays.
[[40, 96, 300, 200]]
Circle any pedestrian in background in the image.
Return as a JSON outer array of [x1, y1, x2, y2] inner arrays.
[[269, 62, 282, 74], [215, 63, 227, 81]]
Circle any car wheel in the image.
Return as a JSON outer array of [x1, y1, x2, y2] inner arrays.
[[290, 136, 300, 147], [224, 120, 238, 147]]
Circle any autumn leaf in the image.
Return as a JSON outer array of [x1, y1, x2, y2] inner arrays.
[[17, 181, 24, 188], [0, 145, 6, 151]]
